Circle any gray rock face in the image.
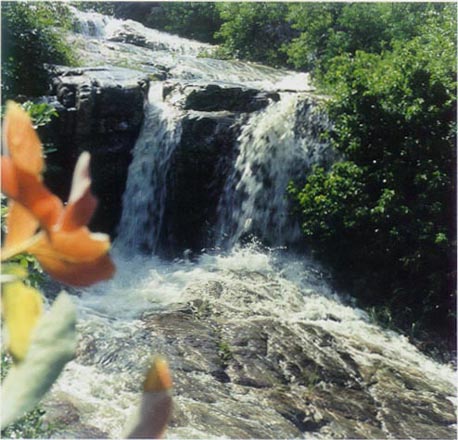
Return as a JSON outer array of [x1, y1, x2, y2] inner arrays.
[[160, 276, 455, 439], [44, 268, 456, 439], [41, 66, 149, 235], [42, 69, 285, 241], [41, 395, 108, 439], [160, 111, 242, 255], [163, 81, 280, 112]]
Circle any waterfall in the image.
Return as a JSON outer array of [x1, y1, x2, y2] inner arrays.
[[41, 8, 458, 440], [216, 94, 332, 248], [69, 5, 211, 55], [117, 89, 332, 253], [70, 6, 112, 38], [117, 83, 182, 254]]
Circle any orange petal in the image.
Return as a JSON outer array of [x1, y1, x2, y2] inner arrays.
[[4, 101, 44, 175], [1, 156, 19, 198], [60, 152, 98, 231], [12, 165, 63, 231], [127, 360, 173, 439], [127, 393, 172, 439], [4, 201, 39, 250], [30, 228, 111, 263], [143, 357, 173, 392], [60, 193, 97, 232], [34, 252, 115, 287]]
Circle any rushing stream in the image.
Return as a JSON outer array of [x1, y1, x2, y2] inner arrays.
[[42, 8, 457, 439]]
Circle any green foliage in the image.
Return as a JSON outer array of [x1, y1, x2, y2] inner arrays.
[[197, 46, 234, 61], [72, 1, 115, 16], [1, 353, 54, 439], [218, 340, 233, 366], [215, 3, 293, 66], [21, 101, 58, 128], [1, 293, 77, 429], [290, 6, 457, 337], [6, 255, 44, 290], [1, 2, 76, 99], [286, 3, 449, 74], [0, 101, 58, 129], [147, 3, 222, 44], [22, 101, 60, 157], [301, 365, 321, 391], [288, 162, 369, 244]]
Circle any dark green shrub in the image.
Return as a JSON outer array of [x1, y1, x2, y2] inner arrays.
[[1, 2, 76, 99], [215, 3, 293, 66], [72, 1, 115, 15], [111, 2, 221, 44], [290, 6, 457, 338], [146, 3, 222, 44], [286, 3, 449, 74]]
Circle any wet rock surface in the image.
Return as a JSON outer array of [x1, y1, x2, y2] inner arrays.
[[41, 66, 149, 236], [45, 269, 456, 439], [41, 393, 109, 439], [164, 81, 280, 113], [149, 278, 456, 439], [160, 111, 242, 255]]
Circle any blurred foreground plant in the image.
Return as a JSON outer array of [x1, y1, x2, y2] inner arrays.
[[1, 101, 172, 438], [1, 102, 115, 285], [0, 101, 115, 428]]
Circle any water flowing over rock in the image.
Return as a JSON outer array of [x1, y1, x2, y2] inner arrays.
[[44, 247, 456, 439], [40, 8, 456, 440], [216, 94, 334, 249], [41, 65, 148, 234]]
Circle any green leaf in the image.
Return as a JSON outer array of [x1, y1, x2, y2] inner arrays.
[[1, 292, 77, 429]]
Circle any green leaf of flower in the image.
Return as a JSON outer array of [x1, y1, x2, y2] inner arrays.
[[1, 291, 76, 429]]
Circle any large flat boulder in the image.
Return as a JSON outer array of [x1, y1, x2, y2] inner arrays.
[[47, 269, 456, 439], [163, 81, 280, 113]]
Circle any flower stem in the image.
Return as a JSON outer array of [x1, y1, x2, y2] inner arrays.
[[1, 231, 45, 261]]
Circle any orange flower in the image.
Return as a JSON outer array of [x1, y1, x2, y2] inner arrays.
[[1, 101, 115, 286]]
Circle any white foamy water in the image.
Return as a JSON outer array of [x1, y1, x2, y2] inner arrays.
[[70, 6, 210, 55], [117, 83, 182, 254], [216, 93, 331, 248], [68, 6, 315, 91], [54, 245, 456, 438], [70, 6, 112, 38]]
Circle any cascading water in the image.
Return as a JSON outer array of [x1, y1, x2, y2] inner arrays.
[[216, 93, 332, 248], [44, 8, 457, 439], [117, 83, 182, 254], [70, 6, 111, 38]]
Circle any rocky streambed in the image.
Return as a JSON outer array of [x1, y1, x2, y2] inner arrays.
[[41, 249, 456, 439]]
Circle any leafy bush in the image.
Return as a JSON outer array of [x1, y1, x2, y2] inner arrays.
[[286, 3, 449, 74], [146, 3, 222, 44], [215, 3, 294, 66], [289, 6, 457, 338], [71, 1, 115, 16], [1, 2, 76, 99]]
